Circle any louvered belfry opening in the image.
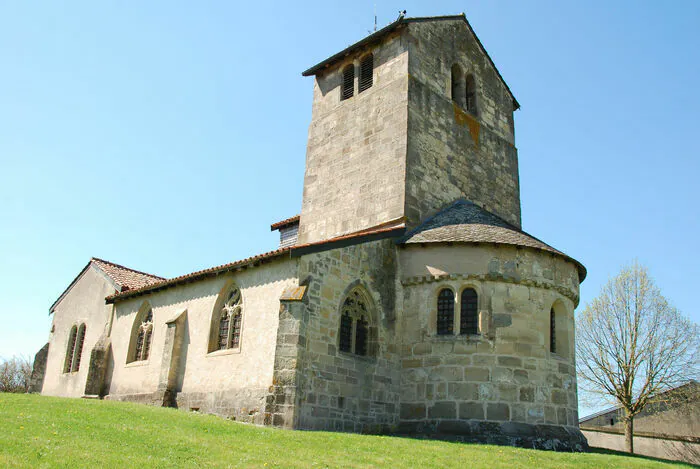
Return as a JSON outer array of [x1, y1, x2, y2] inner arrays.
[[465, 74, 478, 114], [437, 289, 455, 335], [460, 288, 479, 335], [341, 64, 354, 100], [359, 54, 373, 93], [550, 307, 557, 353]]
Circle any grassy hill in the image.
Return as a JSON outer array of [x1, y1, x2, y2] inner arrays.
[[0, 394, 692, 469]]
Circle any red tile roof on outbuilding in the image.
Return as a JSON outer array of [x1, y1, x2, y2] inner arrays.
[[270, 215, 300, 231]]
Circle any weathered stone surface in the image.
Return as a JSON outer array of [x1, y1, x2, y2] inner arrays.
[[487, 403, 510, 421], [429, 401, 457, 419], [28, 343, 49, 393], [460, 402, 485, 420]]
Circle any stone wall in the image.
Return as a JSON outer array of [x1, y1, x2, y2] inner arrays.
[[298, 31, 409, 245], [583, 429, 700, 465], [396, 243, 586, 450], [28, 343, 49, 393], [107, 258, 298, 423], [405, 20, 521, 229], [42, 265, 116, 397], [581, 396, 700, 438], [289, 239, 403, 432]]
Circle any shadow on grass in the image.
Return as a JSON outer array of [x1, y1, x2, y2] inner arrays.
[[590, 447, 697, 467]]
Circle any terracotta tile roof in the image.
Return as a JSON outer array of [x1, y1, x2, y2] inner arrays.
[[106, 247, 292, 304], [49, 257, 165, 314], [400, 200, 586, 280], [291, 218, 406, 252], [271, 215, 300, 231], [91, 257, 165, 291]]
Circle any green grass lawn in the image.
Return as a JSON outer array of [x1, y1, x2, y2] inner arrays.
[[0, 393, 693, 469]]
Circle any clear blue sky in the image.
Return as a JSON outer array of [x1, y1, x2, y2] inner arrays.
[[1, 1, 698, 416]]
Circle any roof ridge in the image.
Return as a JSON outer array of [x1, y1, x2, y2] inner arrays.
[[91, 257, 165, 280], [301, 13, 519, 109]]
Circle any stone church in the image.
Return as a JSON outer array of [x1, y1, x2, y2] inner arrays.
[[32, 14, 588, 450]]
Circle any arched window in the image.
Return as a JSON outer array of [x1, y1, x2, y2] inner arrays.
[[63, 325, 78, 373], [338, 286, 375, 356], [341, 64, 354, 101], [460, 288, 479, 335], [451, 64, 466, 108], [217, 287, 242, 351], [132, 309, 153, 362], [63, 323, 86, 373], [549, 301, 570, 358], [437, 289, 455, 335], [73, 324, 86, 371], [359, 54, 373, 93], [550, 307, 556, 354], [465, 74, 477, 114]]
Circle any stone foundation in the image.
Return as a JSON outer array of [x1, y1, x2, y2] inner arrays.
[[397, 420, 588, 451]]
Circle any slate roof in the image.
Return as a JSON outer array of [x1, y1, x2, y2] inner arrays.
[[301, 14, 519, 110], [400, 200, 586, 280]]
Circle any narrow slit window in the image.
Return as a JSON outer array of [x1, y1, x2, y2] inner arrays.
[[437, 289, 455, 335], [63, 325, 78, 373], [341, 64, 354, 101], [460, 289, 479, 335], [359, 54, 373, 93], [72, 324, 86, 372], [550, 307, 556, 353]]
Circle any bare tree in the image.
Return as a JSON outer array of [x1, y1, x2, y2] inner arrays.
[[0, 355, 33, 393], [576, 262, 700, 454]]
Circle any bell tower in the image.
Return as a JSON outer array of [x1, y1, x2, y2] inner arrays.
[[298, 14, 520, 246]]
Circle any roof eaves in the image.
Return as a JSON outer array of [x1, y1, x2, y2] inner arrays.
[[291, 218, 406, 257], [302, 17, 405, 77], [301, 14, 519, 110], [106, 247, 293, 304], [49, 262, 95, 315], [91, 257, 166, 282], [271, 215, 301, 231]]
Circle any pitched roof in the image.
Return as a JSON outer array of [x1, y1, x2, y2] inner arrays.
[[270, 215, 300, 231], [91, 257, 165, 291], [49, 258, 164, 314], [106, 247, 292, 304], [301, 14, 519, 110], [399, 200, 586, 281]]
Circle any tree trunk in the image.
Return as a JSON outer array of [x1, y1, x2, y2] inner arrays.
[[624, 413, 634, 454]]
